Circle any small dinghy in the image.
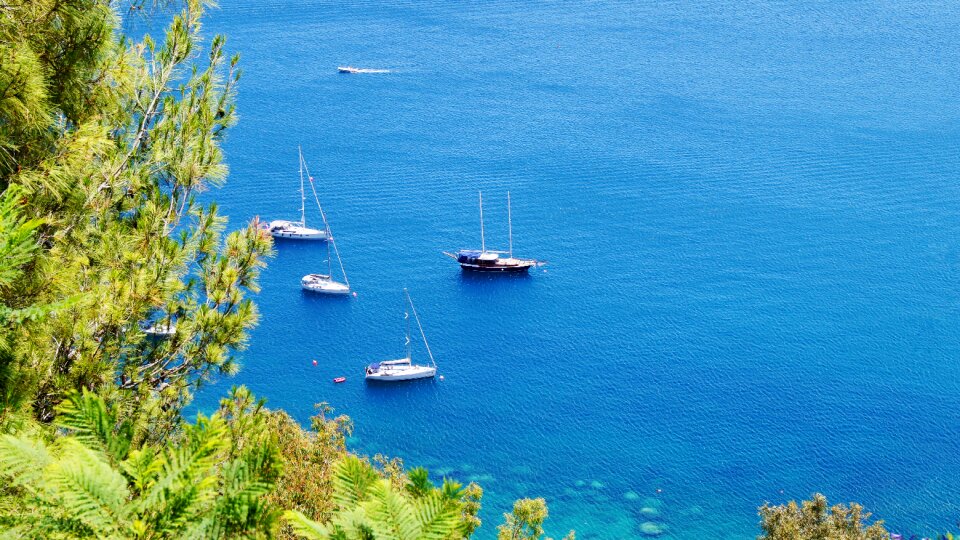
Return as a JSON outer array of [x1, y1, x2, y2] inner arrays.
[[333, 377, 347, 383]]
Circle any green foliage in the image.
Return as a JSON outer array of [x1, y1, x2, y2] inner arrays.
[[0, 186, 41, 291], [0, 387, 282, 538], [758, 493, 889, 540], [0, 0, 272, 438], [497, 498, 573, 540], [498, 498, 547, 540], [284, 456, 465, 540], [266, 402, 352, 539]]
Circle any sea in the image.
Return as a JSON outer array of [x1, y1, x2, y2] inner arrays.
[[182, 1, 960, 538]]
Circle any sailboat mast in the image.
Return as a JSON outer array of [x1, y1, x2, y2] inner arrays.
[[479, 190, 486, 253], [298, 146, 307, 226], [405, 289, 436, 368], [301, 152, 349, 287], [507, 191, 513, 258], [404, 305, 411, 360], [327, 240, 332, 277]]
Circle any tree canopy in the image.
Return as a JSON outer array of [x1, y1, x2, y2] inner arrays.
[[758, 493, 889, 540]]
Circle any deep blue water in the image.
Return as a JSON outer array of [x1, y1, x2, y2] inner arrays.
[[188, 1, 960, 537]]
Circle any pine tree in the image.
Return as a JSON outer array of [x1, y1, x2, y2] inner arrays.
[[0, 0, 272, 439]]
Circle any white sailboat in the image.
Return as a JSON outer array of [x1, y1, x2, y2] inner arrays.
[[301, 201, 350, 295], [365, 289, 437, 382], [267, 148, 330, 241], [143, 321, 176, 337]]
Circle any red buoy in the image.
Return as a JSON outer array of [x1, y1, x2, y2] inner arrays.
[[312, 360, 318, 366]]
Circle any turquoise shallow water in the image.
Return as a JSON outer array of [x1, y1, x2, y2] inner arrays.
[[188, 1, 960, 537]]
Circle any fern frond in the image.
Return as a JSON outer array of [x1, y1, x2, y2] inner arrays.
[[414, 491, 461, 540], [0, 434, 52, 489], [120, 447, 163, 494], [365, 479, 420, 540], [46, 439, 130, 538], [284, 510, 334, 540], [332, 455, 379, 509], [139, 414, 226, 507], [54, 389, 130, 463], [206, 442, 282, 537]]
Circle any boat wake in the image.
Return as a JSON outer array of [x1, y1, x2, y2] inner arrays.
[[338, 66, 391, 74]]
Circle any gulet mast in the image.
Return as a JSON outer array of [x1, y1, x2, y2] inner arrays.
[[479, 190, 486, 253], [298, 146, 307, 226], [507, 191, 513, 258]]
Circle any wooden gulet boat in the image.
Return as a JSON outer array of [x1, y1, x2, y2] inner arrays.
[[444, 191, 543, 272]]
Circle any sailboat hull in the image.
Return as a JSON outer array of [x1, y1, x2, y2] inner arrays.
[[272, 230, 328, 240], [365, 366, 436, 381], [267, 221, 329, 240], [458, 262, 532, 273], [301, 274, 350, 294]]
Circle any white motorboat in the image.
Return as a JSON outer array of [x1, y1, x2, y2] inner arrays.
[[338, 66, 390, 74], [365, 290, 437, 382], [266, 148, 330, 241]]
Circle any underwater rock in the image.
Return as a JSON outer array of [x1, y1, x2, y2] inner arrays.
[[639, 521, 665, 536], [509, 465, 534, 477], [624, 491, 641, 501], [574, 480, 586, 488], [590, 480, 605, 489], [640, 506, 660, 518], [641, 497, 663, 509], [467, 473, 495, 483]]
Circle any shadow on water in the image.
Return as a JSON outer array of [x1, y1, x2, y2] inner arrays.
[[454, 270, 535, 301], [362, 378, 440, 406], [300, 290, 354, 302], [457, 270, 533, 285]]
